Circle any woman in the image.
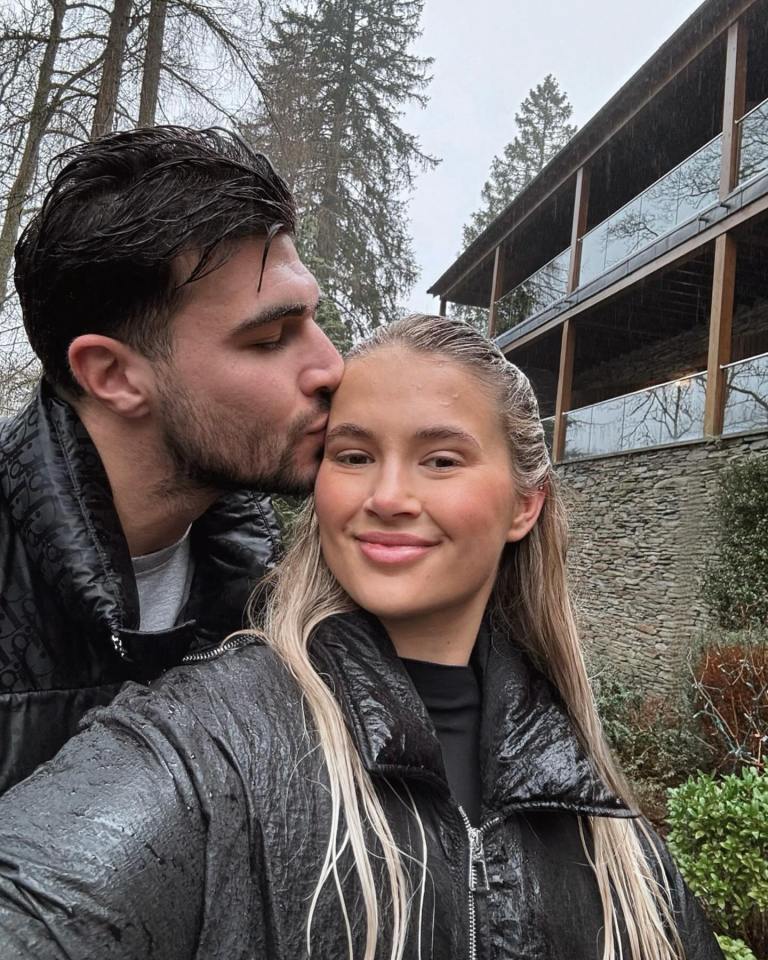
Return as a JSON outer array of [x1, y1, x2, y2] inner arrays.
[[0, 315, 720, 960]]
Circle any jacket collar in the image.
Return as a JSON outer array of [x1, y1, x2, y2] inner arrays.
[[0, 382, 280, 665], [312, 610, 630, 819]]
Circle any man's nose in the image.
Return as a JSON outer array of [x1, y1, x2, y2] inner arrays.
[[300, 323, 344, 397]]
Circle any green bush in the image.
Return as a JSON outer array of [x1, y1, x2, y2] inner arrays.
[[716, 935, 758, 960], [703, 458, 768, 630], [667, 768, 768, 956]]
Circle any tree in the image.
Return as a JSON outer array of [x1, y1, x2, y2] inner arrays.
[[462, 74, 576, 248], [452, 74, 576, 334], [247, 0, 437, 341]]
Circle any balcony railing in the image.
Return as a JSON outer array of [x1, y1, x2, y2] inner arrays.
[[722, 351, 768, 436], [496, 246, 570, 332], [579, 136, 722, 286], [738, 96, 768, 185], [563, 372, 708, 460]]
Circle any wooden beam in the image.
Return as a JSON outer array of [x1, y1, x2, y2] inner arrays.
[[500, 186, 768, 357], [720, 19, 748, 200], [552, 319, 576, 462], [704, 232, 737, 437], [439, 297, 447, 317], [487, 245, 504, 339], [567, 166, 591, 293]]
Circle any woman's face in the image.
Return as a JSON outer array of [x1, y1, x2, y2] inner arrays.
[[315, 346, 544, 645]]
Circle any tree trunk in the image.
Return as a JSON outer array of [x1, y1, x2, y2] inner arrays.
[[138, 0, 167, 126], [91, 0, 133, 139], [0, 0, 67, 308], [314, 0, 356, 267]]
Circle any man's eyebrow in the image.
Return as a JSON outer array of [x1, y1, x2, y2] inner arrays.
[[232, 299, 319, 336]]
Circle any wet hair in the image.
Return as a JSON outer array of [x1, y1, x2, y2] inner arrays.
[[249, 315, 685, 960], [14, 125, 295, 394]]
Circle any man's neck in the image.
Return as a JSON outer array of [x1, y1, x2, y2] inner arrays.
[[76, 401, 217, 557]]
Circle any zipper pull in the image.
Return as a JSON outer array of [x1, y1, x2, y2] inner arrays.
[[468, 827, 490, 894]]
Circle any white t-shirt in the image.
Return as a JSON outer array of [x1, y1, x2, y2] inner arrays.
[[131, 527, 194, 632]]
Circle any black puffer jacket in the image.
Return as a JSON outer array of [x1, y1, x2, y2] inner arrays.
[[0, 382, 281, 794], [0, 611, 721, 960]]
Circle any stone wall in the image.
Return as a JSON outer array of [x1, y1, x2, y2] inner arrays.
[[559, 431, 768, 694]]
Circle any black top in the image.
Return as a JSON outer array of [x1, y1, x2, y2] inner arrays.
[[401, 656, 482, 824]]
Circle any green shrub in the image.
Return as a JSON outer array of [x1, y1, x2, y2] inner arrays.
[[667, 768, 768, 956], [703, 458, 768, 630], [716, 935, 758, 960]]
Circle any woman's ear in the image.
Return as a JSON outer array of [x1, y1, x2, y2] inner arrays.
[[68, 335, 153, 418], [506, 487, 546, 543]]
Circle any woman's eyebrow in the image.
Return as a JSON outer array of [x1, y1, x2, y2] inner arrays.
[[414, 426, 481, 450], [325, 423, 482, 450], [325, 423, 374, 443]]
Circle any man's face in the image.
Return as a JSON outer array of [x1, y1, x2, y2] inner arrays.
[[152, 234, 343, 496]]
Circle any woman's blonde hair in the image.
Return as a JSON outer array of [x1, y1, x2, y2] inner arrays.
[[250, 314, 684, 960]]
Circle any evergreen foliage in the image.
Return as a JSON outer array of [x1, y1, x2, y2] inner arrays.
[[702, 458, 768, 629], [245, 0, 437, 343], [461, 74, 576, 249], [453, 74, 575, 333]]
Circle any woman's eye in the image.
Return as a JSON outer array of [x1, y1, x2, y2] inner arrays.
[[334, 451, 372, 466], [423, 454, 461, 469]]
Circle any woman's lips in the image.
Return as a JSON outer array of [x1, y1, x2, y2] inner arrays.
[[355, 532, 438, 565]]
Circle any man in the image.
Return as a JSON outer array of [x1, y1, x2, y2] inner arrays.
[[0, 126, 343, 793]]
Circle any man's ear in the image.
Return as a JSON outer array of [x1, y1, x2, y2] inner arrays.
[[506, 487, 546, 543], [68, 335, 153, 418]]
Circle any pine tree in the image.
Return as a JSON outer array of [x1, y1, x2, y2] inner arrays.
[[246, 0, 437, 342], [462, 74, 576, 248]]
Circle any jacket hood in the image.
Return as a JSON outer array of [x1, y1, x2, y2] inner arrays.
[[312, 610, 632, 819]]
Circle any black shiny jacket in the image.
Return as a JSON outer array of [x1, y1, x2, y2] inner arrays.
[[0, 610, 721, 960], [0, 383, 281, 793]]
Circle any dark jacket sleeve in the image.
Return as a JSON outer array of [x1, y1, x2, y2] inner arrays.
[[0, 679, 261, 960]]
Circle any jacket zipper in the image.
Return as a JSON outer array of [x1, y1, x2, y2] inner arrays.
[[458, 806, 501, 960], [181, 634, 255, 664]]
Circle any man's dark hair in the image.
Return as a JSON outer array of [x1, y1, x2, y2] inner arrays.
[[15, 125, 296, 394]]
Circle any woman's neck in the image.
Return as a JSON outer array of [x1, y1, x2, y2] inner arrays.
[[380, 600, 487, 666]]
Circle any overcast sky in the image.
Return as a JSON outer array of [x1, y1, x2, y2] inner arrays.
[[403, 0, 706, 313]]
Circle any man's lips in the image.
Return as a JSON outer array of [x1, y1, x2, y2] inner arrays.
[[305, 415, 329, 435], [355, 531, 439, 565]]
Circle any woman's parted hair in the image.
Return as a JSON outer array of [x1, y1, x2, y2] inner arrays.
[[15, 125, 295, 394], [253, 314, 685, 960]]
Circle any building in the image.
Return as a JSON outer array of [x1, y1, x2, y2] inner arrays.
[[429, 0, 768, 691]]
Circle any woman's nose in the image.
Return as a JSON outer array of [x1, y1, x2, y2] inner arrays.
[[363, 467, 421, 519]]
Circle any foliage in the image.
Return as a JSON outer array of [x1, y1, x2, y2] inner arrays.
[[460, 74, 576, 249], [593, 671, 710, 825], [692, 630, 768, 773], [246, 0, 437, 342], [716, 935, 758, 960], [453, 74, 576, 333], [272, 495, 308, 546], [667, 768, 768, 956], [702, 458, 768, 630]]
